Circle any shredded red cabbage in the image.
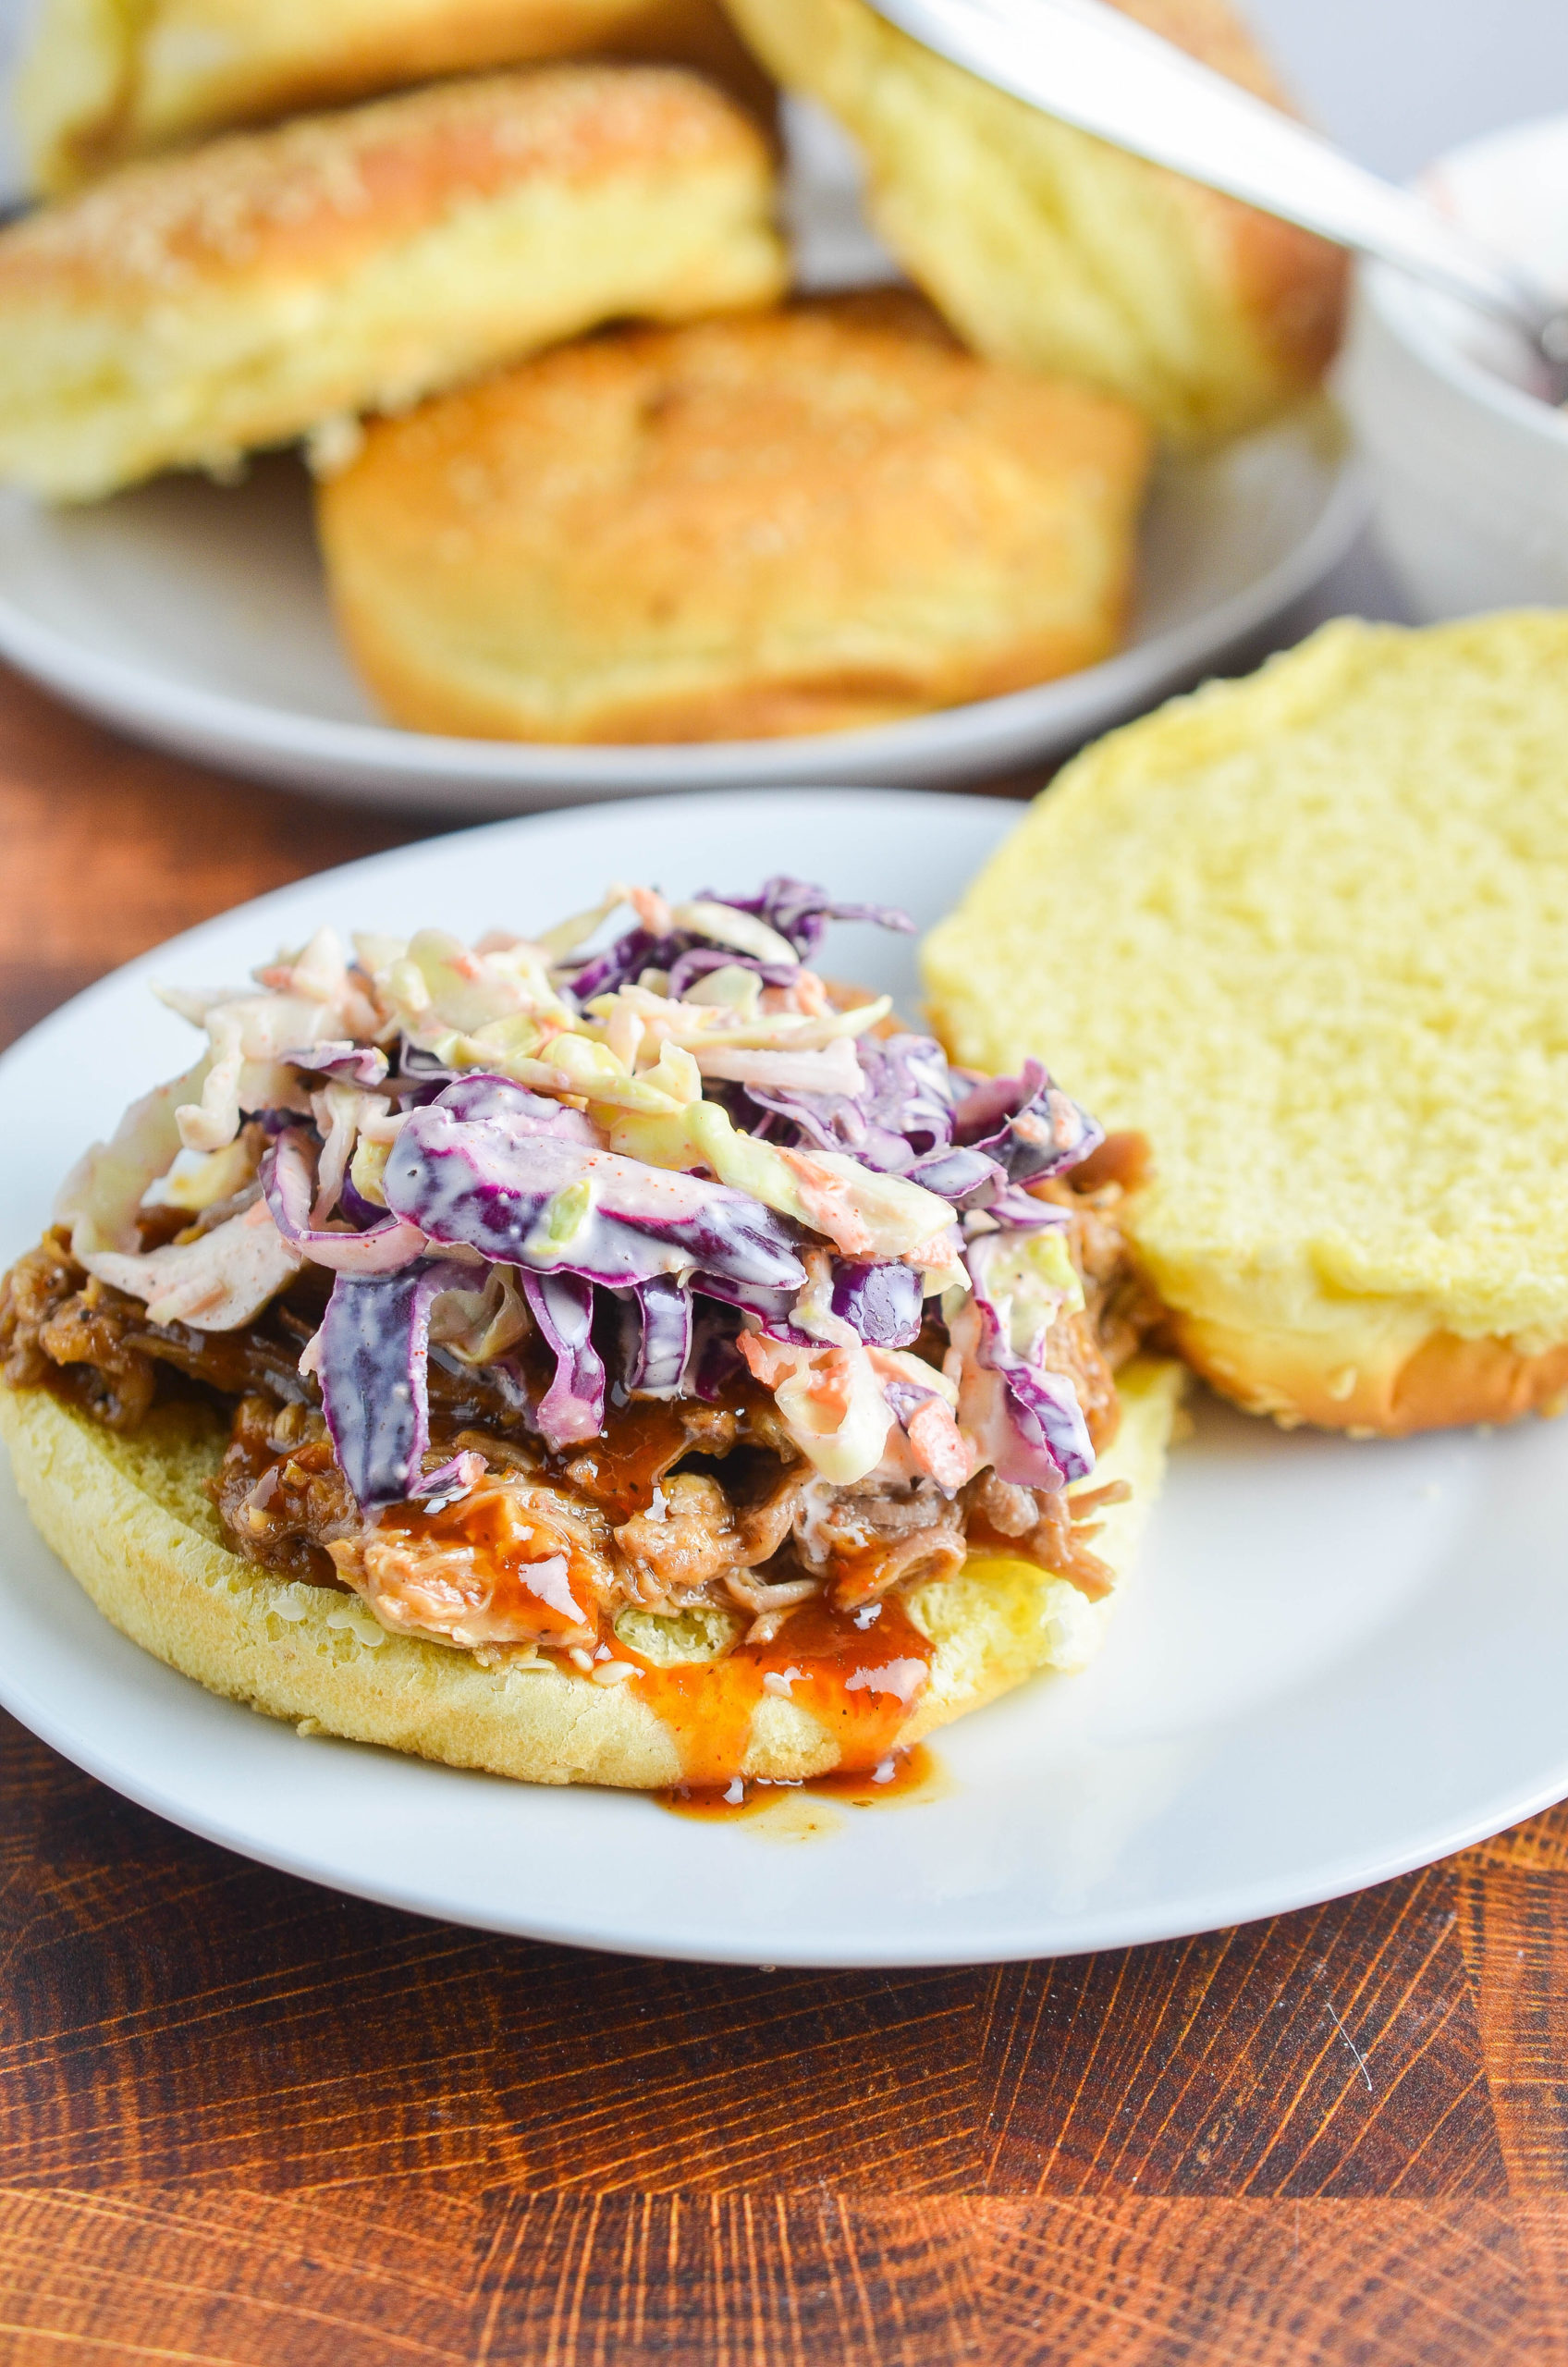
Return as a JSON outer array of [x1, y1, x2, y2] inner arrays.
[[951, 1061, 1102, 1184], [713, 877, 916, 959], [980, 1184, 1071, 1233], [383, 1075, 806, 1297], [338, 1171, 386, 1230], [905, 1145, 1003, 1203], [436, 1073, 599, 1141], [743, 1033, 957, 1176], [681, 1269, 801, 1325], [521, 1270, 606, 1451], [263, 1129, 426, 1273], [664, 948, 801, 999], [962, 1231, 1094, 1489], [623, 1274, 692, 1399], [881, 1371, 943, 1434], [562, 877, 914, 1000], [828, 1257, 925, 1348], [981, 1346, 1094, 1490], [318, 1257, 469, 1507], [390, 1047, 468, 1101], [412, 1449, 486, 1511], [280, 1042, 389, 1086], [563, 928, 668, 1003]]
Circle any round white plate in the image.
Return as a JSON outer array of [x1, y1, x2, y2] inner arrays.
[[1, 791, 1558, 1966], [0, 99, 1362, 812], [0, 411, 1365, 813]]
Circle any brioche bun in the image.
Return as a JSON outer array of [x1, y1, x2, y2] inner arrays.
[[721, 0, 1346, 445], [315, 290, 1152, 742], [18, 0, 774, 195], [0, 65, 786, 500], [925, 613, 1568, 1437], [0, 1359, 1182, 1788]]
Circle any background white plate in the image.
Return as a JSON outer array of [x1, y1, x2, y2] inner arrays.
[[0, 790, 1563, 1966], [0, 412, 1363, 816], [0, 99, 1366, 813]]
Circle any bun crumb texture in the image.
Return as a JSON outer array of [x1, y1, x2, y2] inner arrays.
[[925, 614, 1568, 1434]]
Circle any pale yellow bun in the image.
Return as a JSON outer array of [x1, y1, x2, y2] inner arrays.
[[721, 0, 1347, 445], [315, 290, 1152, 743], [18, 0, 775, 195], [0, 1359, 1182, 1788], [925, 613, 1568, 1438], [0, 65, 786, 500]]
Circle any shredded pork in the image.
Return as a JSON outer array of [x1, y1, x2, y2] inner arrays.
[[2, 1144, 1158, 1651]]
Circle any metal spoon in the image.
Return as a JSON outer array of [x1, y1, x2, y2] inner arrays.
[[868, 0, 1568, 401]]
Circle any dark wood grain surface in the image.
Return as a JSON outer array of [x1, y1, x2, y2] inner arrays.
[[3, 663, 1566, 2366]]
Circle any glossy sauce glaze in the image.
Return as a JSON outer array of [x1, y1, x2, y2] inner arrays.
[[660, 1743, 946, 1821], [380, 1479, 939, 1788], [558, 1386, 785, 1520], [557, 1399, 697, 1523], [375, 1478, 606, 1645], [370, 1438, 938, 1784], [222, 1394, 938, 1782], [624, 1591, 935, 1790]]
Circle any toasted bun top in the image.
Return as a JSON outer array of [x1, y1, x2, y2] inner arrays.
[[723, 0, 1346, 443], [18, 0, 775, 194], [0, 62, 774, 306], [315, 290, 1151, 742], [924, 614, 1568, 1360]]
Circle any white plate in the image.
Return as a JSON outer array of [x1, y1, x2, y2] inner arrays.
[[2, 791, 1559, 1967], [0, 411, 1365, 813], [0, 98, 1363, 811]]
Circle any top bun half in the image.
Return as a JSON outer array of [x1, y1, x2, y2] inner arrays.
[[18, 0, 775, 194], [925, 613, 1568, 1434]]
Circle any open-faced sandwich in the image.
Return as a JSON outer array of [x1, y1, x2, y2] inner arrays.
[[0, 879, 1181, 1792]]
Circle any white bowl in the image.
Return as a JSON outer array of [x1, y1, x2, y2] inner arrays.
[[1339, 112, 1568, 621]]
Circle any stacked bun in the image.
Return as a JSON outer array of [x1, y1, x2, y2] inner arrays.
[[18, 0, 774, 192], [0, 67, 787, 500], [0, 0, 1347, 741]]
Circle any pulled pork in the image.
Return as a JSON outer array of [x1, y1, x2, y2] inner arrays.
[[3, 1141, 1159, 1652]]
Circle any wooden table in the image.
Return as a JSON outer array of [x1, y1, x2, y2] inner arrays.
[[3, 663, 1565, 2367]]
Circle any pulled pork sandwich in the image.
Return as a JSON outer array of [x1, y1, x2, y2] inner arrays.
[[0, 877, 1181, 1791]]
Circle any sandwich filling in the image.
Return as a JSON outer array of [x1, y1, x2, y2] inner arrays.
[[1, 879, 1157, 1769]]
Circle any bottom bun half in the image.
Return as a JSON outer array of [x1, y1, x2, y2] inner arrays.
[[0, 1360, 1183, 1789]]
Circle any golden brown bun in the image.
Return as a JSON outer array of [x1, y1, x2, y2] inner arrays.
[[315, 290, 1153, 743], [0, 1361, 1183, 1788], [722, 0, 1347, 444], [18, 0, 775, 195], [0, 65, 787, 500], [1172, 1314, 1568, 1439], [924, 614, 1568, 1439]]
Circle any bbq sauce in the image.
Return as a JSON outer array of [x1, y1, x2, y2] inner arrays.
[[381, 1483, 603, 1643], [660, 1743, 948, 1823], [559, 1387, 782, 1522], [628, 1591, 936, 1792], [558, 1400, 696, 1522]]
